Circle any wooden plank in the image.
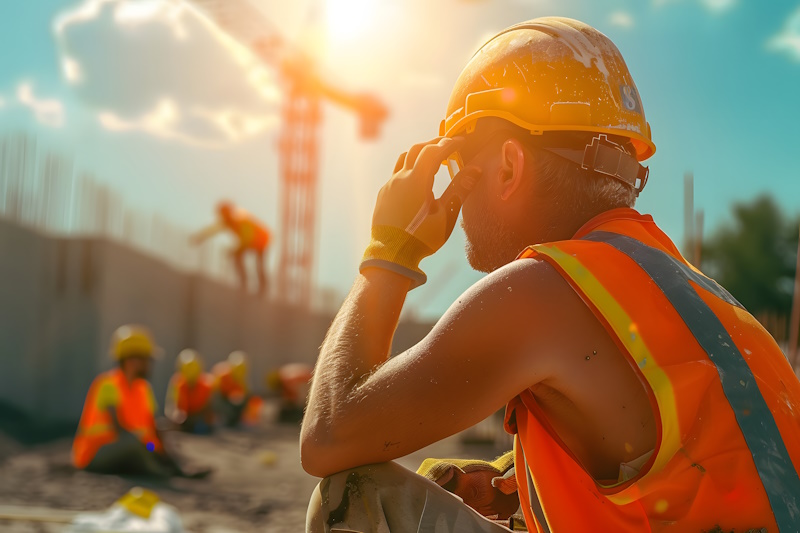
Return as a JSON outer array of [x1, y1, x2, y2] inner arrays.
[[0, 504, 79, 524]]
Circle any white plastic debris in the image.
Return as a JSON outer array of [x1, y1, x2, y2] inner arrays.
[[64, 487, 184, 533]]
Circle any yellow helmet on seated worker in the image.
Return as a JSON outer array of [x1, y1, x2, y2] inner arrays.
[[228, 351, 248, 384], [176, 349, 203, 383], [109, 324, 161, 361], [440, 17, 655, 161], [265, 369, 282, 392]]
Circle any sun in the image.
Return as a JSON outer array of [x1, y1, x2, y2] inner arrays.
[[325, 0, 375, 42]]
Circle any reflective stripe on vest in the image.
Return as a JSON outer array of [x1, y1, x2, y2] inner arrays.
[[527, 242, 681, 497], [77, 423, 114, 438], [583, 231, 800, 529]]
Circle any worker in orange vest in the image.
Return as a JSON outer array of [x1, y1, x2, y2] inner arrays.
[[212, 351, 263, 427], [72, 325, 206, 478], [191, 201, 271, 297], [302, 17, 800, 533], [165, 349, 215, 434], [266, 363, 313, 423]]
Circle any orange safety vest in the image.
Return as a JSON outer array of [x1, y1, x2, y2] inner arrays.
[[223, 214, 270, 251], [278, 363, 313, 404], [72, 369, 162, 469], [504, 208, 800, 532], [213, 363, 246, 401], [168, 373, 214, 415]]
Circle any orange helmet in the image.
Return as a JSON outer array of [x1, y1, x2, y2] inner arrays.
[[441, 17, 655, 187], [217, 201, 234, 220]]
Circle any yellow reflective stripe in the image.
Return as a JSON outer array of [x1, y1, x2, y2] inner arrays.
[[532, 244, 680, 501], [79, 423, 114, 437]]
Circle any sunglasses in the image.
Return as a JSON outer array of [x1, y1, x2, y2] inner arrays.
[[441, 129, 512, 181], [442, 130, 648, 195]]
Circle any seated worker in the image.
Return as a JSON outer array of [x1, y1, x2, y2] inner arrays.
[[265, 362, 313, 423], [190, 201, 271, 297], [212, 351, 262, 427], [165, 349, 215, 434], [301, 17, 800, 533], [72, 325, 208, 478]]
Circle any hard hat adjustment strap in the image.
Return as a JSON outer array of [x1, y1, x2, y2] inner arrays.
[[544, 134, 649, 195]]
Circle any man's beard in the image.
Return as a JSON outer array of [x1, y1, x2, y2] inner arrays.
[[461, 208, 525, 273]]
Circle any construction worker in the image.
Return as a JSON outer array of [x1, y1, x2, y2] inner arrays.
[[191, 201, 271, 296], [302, 17, 800, 533], [72, 325, 205, 478], [165, 349, 215, 434], [265, 362, 313, 423], [212, 351, 263, 427]]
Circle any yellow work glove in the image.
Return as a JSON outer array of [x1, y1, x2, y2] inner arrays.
[[417, 450, 516, 491], [360, 137, 481, 289], [417, 450, 519, 520]]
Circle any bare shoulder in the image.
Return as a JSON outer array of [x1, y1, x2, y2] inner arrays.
[[437, 255, 588, 335], [439, 255, 569, 318], [417, 255, 592, 384]]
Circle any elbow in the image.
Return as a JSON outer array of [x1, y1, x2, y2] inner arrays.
[[300, 417, 355, 478], [300, 441, 328, 478], [300, 424, 336, 478]]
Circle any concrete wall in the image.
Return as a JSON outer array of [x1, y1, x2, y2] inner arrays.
[[0, 217, 434, 425]]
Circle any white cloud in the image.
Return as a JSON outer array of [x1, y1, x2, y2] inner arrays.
[[16, 83, 66, 128], [53, 0, 281, 146], [653, 0, 737, 14], [768, 6, 800, 62], [96, 99, 279, 148], [609, 11, 635, 28]]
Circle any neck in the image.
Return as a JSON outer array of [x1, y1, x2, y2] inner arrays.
[[120, 366, 137, 384], [528, 204, 620, 244]]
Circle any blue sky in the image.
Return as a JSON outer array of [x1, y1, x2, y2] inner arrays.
[[1, 0, 799, 318]]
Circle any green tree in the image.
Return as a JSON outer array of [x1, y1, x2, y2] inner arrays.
[[702, 195, 799, 316]]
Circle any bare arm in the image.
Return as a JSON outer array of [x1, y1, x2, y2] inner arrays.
[[189, 222, 224, 245], [301, 258, 567, 477], [164, 377, 186, 424]]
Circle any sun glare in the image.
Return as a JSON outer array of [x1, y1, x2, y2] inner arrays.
[[326, 0, 375, 42]]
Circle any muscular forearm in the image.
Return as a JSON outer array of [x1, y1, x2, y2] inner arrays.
[[301, 137, 476, 477], [190, 223, 223, 244], [301, 269, 410, 473]]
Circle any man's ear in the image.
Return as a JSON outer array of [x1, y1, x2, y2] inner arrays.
[[498, 138, 527, 201]]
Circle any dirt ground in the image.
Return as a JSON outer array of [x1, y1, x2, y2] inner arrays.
[[0, 402, 510, 532]]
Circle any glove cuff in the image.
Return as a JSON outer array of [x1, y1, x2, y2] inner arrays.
[[360, 225, 432, 289]]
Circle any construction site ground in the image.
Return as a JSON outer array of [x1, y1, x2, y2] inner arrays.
[[0, 401, 510, 532]]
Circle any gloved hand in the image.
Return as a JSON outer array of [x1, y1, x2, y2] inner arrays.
[[360, 137, 481, 289], [417, 451, 519, 520]]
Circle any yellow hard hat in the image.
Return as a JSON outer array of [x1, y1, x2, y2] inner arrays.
[[228, 351, 248, 383], [176, 349, 203, 383], [440, 17, 655, 161], [265, 369, 282, 392], [109, 325, 160, 361]]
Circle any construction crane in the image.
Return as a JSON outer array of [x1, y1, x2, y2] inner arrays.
[[185, 0, 388, 308]]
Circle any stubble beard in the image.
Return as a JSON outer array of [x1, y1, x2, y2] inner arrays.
[[461, 209, 524, 273]]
